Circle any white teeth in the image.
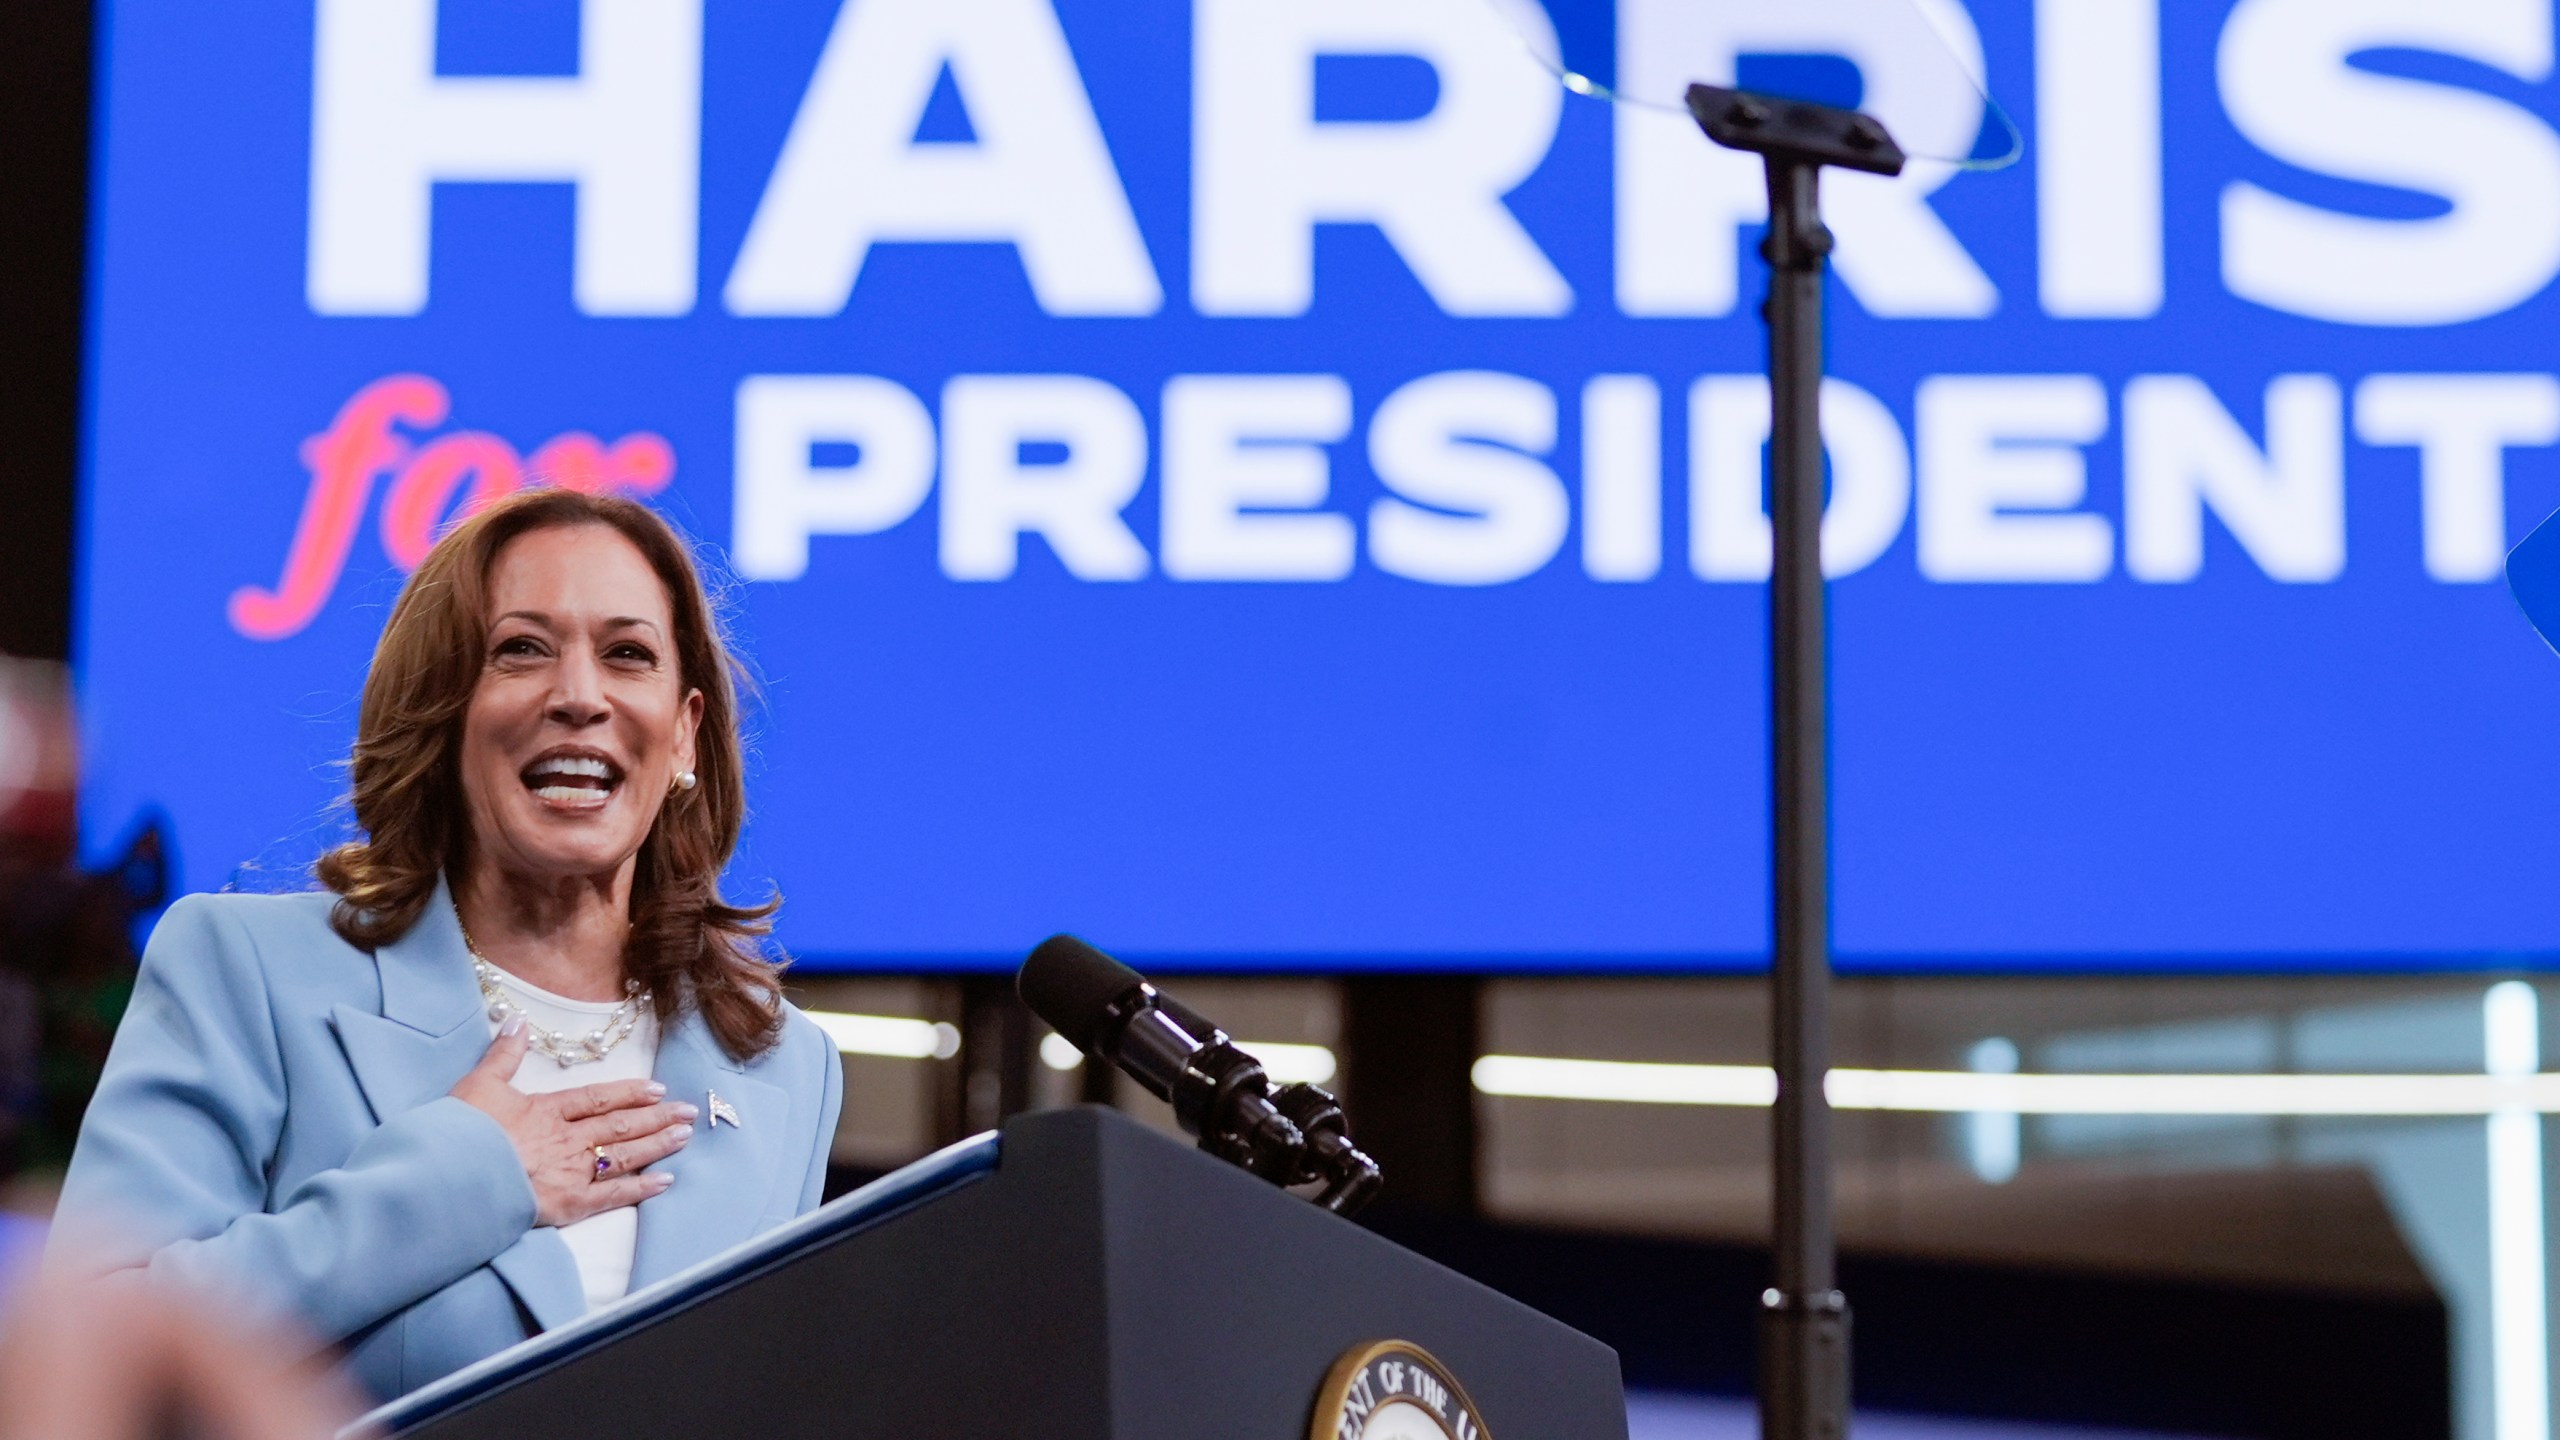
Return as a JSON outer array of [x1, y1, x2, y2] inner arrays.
[[523, 754, 619, 808], [532, 785, 611, 808], [525, 756, 617, 782]]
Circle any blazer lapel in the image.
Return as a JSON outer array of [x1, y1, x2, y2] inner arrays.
[[326, 875, 588, 1333], [327, 875, 488, 1127], [628, 1010, 788, 1289]]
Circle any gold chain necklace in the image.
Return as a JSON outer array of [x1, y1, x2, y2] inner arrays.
[[459, 923, 650, 1066]]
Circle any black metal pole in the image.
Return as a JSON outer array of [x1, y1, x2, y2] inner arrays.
[[1757, 152, 1848, 1440], [1680, 84, 1905, 1440]]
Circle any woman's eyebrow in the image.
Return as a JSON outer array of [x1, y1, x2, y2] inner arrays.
[[491, 609, 554, 629], [599, 616, 666, 638]]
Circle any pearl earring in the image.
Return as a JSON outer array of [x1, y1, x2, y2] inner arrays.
[[672, 769, 697, 794]]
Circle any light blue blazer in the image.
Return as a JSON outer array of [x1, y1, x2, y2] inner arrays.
[[47, 880, 844, 1402]]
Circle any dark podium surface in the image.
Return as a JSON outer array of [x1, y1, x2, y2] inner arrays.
[[368, 1105, 1626, 1439]]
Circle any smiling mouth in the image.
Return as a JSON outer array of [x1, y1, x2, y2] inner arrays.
[[520, 752, 623, 810]]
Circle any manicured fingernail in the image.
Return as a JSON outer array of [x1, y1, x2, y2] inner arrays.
[[670, 1102, 699, 1120], [670, 1124, 695, 1142], [644, 1082, 666, 1098], [499, 1015, 526, 1038], [652, 1172, 675, 1188]]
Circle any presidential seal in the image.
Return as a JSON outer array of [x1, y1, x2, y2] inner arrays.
[[1312, 1340, 1489, 1440]]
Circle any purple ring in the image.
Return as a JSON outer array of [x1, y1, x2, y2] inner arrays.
[[593, 1146, 611, 1180]]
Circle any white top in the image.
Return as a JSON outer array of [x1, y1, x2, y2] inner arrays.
[[485, 967, 662, 1314]]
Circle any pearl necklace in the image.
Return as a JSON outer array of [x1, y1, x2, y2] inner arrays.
[[460, 926, 650, 1066]]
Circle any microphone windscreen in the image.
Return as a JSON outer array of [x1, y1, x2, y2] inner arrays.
[[1018, 933, 1144, 1055]]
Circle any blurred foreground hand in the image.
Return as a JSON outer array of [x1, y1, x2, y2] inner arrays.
[[0, 1271, 368, 1440]]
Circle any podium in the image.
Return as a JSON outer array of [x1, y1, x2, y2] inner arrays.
[[364, 1105, 1627, 1439]]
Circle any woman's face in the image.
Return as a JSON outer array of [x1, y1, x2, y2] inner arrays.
[[458, 524, 704, 888]]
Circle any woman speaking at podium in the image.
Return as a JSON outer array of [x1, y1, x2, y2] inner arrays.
[[48, 489, 843, 1401]]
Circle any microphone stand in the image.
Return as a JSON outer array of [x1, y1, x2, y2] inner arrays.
[[1681, 83, 1906, 1440]]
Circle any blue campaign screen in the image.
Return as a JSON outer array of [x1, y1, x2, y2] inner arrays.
[[74, 0, 2560, 970]]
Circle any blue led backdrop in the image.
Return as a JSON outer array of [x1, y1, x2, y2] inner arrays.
[[76, 0, 2560, 968]]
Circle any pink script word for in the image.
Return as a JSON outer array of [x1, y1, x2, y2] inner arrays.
[[229, 374, 675, 640]]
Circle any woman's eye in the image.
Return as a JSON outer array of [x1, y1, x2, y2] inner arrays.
[[492, 636, 544, 659], [608, 643, 657, 665]]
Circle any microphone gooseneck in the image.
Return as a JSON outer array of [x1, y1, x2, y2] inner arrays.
[[1017, 934, 1383, 1215]]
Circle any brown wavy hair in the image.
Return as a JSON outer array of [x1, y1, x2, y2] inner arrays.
[[316, 488, 783, 1060]]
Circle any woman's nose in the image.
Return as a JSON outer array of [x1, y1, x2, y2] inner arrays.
[[546, 647, 610, 724]]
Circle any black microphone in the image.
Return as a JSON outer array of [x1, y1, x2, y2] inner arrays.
[[1018, 934, 1382, 1215]]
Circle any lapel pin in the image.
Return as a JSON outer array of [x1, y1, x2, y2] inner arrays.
[[707, 1089, 742, 1129]]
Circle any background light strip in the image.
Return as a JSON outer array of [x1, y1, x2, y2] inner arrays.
[[1473, 1056, 1778, 1106], [803, 1017, 1342, 1087], [806, 1011, 962, 1060], [1038, 1032, 1338, 1086], [1472, 1055, 2560, 1116]]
